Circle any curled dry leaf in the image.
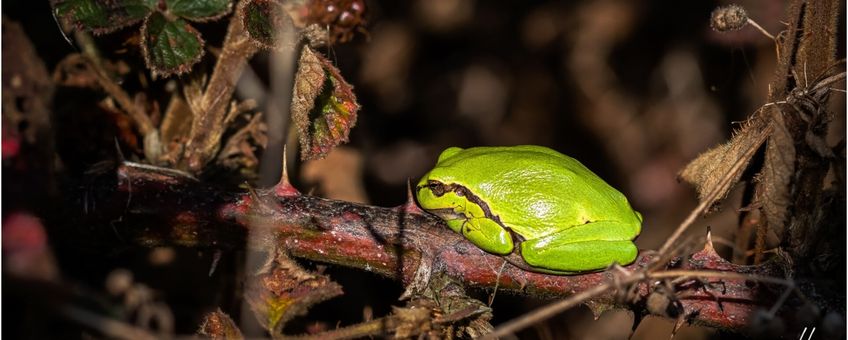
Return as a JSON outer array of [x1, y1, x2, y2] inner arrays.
[[244, 251, 343, 335], [216, 110, 268, 175], [422, 273, 494, 338], [679, 116, 771, 209], [291, 46, 360, 161], [754, 109, 794, 238], [197, 309, 244, 340], [392, 303, 437, 338]]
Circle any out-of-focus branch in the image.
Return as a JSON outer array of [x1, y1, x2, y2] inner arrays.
[[182, 1, 260, 172], [68, 28, 161, 162]]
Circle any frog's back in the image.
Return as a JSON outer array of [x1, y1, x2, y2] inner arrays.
[[431, 146, 639, 236]]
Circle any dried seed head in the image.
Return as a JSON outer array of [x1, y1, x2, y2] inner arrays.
[[710, 4, 749, 32]]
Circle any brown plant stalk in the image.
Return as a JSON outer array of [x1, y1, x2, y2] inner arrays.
[[182, 1, 260, 172]]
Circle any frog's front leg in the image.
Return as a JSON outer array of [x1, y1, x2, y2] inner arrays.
[[518, 220, 639, 273], [446, 217, 514, 255]]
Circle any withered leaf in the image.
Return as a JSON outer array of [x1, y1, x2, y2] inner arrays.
[[291, 46, 360, 161], [679, 116, 771, 208], [244, 252, 342, 335], [754, 110, 794, 238], [197, 309, 244, 339]]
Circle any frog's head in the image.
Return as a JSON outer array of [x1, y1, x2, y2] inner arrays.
[[416, 147, 466, 216], [415, 179, 466, 222]]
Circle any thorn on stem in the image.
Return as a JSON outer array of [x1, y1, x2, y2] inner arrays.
[[273, 145, 301, 197], [704, 226, 715, 252], [399, 178, 425, 214]]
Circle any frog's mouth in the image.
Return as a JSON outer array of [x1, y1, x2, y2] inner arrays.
[[426, 208, 466, 221]]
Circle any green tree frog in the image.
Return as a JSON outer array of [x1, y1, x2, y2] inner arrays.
[[415, 145, 642, 274]]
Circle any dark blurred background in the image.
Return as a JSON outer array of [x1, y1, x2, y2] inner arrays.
[[3, 0, 843, 339]]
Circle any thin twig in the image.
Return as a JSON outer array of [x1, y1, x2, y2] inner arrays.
[[648, 270, 791, 287], [485, 270, 650, 339], [746, 18, 775, 40], [283, 318, 392, 340], [83, 56, 156, 137]]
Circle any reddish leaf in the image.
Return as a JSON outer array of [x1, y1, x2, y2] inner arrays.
[[244, 252, 342, 335], [291, 46, 360, 161], [197, 309, 244, 339]]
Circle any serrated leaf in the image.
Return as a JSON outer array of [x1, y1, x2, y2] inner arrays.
[[242, 0, 297, 50], [166, 0, 232, 21], [754, 110, 794, 237], [52, 0, 154, 34], [679, 117, 770, 208], [141, 12, 204, 77], [291, 47, 360, 161], [244, 252, 342, 335]]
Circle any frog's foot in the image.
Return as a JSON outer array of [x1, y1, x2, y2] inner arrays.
[[399, 255, 434, 300], [519, 220, 639, 273], [518, 238, 638, 273], [502, 251, 578, 275]]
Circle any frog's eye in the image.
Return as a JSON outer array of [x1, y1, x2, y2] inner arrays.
[[426, 180, 448, 196]]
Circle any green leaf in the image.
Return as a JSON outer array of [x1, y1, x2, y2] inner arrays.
[[52, 0, 154, 34], [291, 47, 360, 161], [166, 0, 232, 21], [242, 0, 296, 50], [141, 12, 204, 77]]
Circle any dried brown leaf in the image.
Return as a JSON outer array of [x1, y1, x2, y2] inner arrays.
[[392, 304, 435, 338], [291, 47, 325, 129], [679, 117, 771, 207], [159, 95, 194, 164], [754, 109, 795, 239], [244, 251, 342, 336], [197, 309, 244, 340], [291, 46, 360, 161], [217, 109, 267, 174]]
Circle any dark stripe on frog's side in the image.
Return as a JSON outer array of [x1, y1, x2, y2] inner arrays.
[[419, 180, 527, 243]]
